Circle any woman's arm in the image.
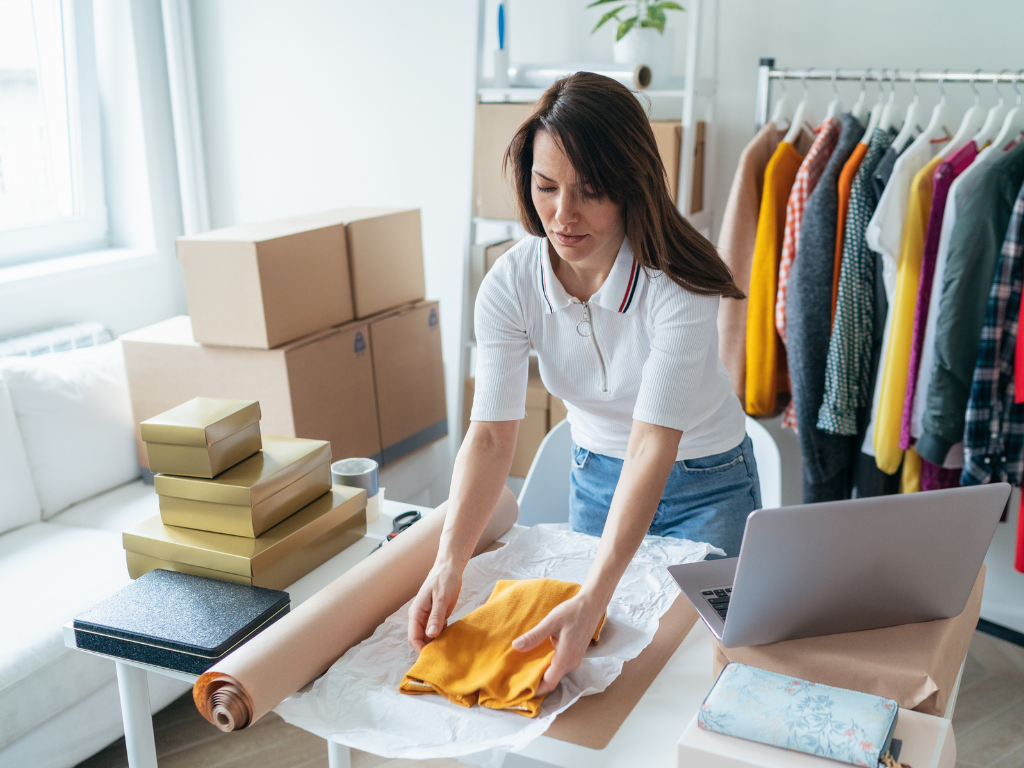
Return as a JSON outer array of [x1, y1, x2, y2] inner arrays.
[[408, 419, 519, 651], [513, 419, 681, 694]]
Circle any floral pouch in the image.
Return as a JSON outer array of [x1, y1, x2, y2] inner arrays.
[[698, 663, 910, 767]]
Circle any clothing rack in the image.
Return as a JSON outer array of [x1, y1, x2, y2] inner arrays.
[[755, 57, 1024, 128]]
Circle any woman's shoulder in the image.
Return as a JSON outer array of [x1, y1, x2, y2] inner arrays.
[[640, 268, 720, 317], [492, 235, 543, 273]]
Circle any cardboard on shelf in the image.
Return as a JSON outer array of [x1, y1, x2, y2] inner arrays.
[[145, 423, 263, 479], [649, 120, 683, 204], [124, 486, 367, 588], [368, 300, 448, 466], [473, 103, 536, 221], [176, 214, 355, 349], [121, 317, 382, 468], [158, 462, 332, 538]]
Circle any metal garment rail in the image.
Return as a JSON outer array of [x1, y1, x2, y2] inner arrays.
[[754, 57, 1024, 128]]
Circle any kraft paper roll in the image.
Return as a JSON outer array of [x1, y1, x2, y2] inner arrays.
[[193, 487, 520, 731], [508, 62, 652, 91]]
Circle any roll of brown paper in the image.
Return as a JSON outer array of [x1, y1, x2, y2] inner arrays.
[[194, 487, 520, 731]]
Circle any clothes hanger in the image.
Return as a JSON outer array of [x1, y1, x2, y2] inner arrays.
[[917, 72, 951, 149], [851, 71, 870, 125], [973, 71, 1008, 148], [769, 70, 792, 128], [783, 70, 816, 145], [824, 69, 841, 120], [891, 70, 922, 153], [859, 71, 884, 144], [940, 70, 986, 159], [987, 70, 1024, 152], [878, 69, 897, 132]]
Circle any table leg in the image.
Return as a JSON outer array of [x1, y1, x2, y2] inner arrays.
[[327, 740, 351, 768], [115, 661, 159, 768]]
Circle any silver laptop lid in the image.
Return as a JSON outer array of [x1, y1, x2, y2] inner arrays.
[[720, 484, 1009, 647]]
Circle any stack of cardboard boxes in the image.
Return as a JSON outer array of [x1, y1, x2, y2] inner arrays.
[[122, 208, 447, 473], [124, 398, 367, 589]]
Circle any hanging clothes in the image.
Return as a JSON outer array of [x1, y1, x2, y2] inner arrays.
[[961, 180, 1024, 487], [872, 145, 900, 199], [831, 142, 869, 320], [818, 128, 898, 437], [717, 122, 783, 407], [787, 113, 865, 502], [873, 153, 945, 476], [776, 117, 842, 430], [900, 142, 980, 452], [745, 136, 811, 416], [916, 142, 1024, 467]]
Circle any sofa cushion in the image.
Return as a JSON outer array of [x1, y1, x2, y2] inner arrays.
[[0, 523, 132, 751], [49, 480, 159, 532], [1, 341, 140, 518], [0, 378, 41, 534]]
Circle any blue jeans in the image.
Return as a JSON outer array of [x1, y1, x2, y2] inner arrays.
[[569, 435, 760, 557]]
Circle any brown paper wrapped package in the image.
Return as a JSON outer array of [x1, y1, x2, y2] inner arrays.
[[193, 487, 519, 731], [712, 565, 985, 717]]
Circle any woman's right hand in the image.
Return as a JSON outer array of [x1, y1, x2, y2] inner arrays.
[[408, 561, 464, 652]]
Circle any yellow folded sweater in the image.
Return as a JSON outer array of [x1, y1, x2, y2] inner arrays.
[[399, 578, 605, 717]]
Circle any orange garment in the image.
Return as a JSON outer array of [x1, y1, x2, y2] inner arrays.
[[744, 141, 806, 416], [832, 142, 869, 321], [399, 579, 605, 718]]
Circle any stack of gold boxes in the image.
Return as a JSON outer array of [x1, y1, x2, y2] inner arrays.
[[123, 397, 368, 590]]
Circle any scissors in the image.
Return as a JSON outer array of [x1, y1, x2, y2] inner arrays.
[[371, 510, 422, 554]]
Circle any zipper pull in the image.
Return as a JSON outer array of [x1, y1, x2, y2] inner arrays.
[[576, 301, 593, 337]]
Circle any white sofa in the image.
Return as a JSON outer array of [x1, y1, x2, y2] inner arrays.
[[0, 341, 190, 768]]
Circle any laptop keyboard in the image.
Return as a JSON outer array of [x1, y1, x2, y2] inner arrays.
[[701, 587, 732, 620]]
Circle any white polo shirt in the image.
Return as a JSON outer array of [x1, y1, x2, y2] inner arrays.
[[471, 235, 746, 461]]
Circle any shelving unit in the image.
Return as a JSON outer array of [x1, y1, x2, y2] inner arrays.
[[458, 0, 721, 438]]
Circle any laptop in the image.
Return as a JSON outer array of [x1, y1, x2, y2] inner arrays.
[[668, 484, 1010, 648]]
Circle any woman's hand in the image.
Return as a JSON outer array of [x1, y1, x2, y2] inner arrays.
[[511, 592, 608, 695], [408, 562, 464, 652]]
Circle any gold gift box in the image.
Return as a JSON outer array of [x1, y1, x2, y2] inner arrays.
[[155, 435, 331, 537], [141, 398, 262, 478], [124, 485, 367, 590], [158, 462, 331, 538]]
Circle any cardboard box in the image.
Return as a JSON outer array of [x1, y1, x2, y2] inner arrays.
[[141, 398, 262, 478], [473, 103, 537, 221], [511, 365, 549, 477], [155, 435, 332, 538], [124, 486, 367, 590], [368, 300, 448, 465], [122, 316, 381, 468], [650, 120, 683, 204], [329, 208, 425, 319], [549, 395, 568, 429], [176, 214, 355, 349]]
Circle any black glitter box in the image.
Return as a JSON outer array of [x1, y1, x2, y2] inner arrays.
[[73, 569, 289, 674]]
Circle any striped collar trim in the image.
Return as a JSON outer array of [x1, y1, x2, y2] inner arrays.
[[539, 237, 644, 315]]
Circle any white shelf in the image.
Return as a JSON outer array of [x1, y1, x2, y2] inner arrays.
[[478, 86, 687, 103]]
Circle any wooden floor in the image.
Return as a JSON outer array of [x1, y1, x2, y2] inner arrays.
[[77, 629, 1024, 768]]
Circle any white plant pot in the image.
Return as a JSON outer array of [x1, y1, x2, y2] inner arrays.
[[613, 26, 674, 89]]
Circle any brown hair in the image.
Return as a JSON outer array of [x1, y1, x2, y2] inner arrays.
[[503, 72, 743, 299]]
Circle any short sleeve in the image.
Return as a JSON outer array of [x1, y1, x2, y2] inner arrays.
[[471, 259, 532, 422], [633, 279, 721, 432]]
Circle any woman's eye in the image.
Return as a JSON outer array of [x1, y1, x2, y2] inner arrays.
[[582, 189, 600, 200], [536, 184, 556, 193]]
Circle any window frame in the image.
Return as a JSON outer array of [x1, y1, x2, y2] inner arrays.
[[0, 0, 108, 267]]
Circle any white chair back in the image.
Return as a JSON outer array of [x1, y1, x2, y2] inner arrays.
[[516, 416, 783, 525]]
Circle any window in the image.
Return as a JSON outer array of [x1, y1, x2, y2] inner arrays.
[[0, 0, 107, 266]]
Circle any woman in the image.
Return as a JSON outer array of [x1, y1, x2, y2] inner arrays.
[[408, 72, 759, 694]]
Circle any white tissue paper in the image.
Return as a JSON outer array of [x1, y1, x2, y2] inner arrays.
[[275, 525, 723, 765]]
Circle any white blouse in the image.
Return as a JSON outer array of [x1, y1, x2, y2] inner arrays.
[[471, 236, 745, 461]]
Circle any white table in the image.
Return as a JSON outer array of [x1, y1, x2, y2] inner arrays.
[[64, 501, 717, 768]]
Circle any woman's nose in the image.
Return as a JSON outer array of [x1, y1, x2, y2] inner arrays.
[[555, 193, 579, 225]]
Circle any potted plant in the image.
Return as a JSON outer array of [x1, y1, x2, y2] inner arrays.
[[588, 0, 684, 88]]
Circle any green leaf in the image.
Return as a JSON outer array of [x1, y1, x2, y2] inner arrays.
[[647, 5, 666, 22], [591, 5, 626, 32], [586, 0, 622, 7], [653, 1, 685, 11], [639, 17, 666, 32], [616, 16, 638, 40]]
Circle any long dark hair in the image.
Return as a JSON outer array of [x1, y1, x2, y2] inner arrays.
[[503, 72, 743, 299]]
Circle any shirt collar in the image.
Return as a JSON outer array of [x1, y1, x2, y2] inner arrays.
[[539, 237, 644, 316]]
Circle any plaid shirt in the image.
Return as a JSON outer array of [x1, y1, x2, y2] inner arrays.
[[777, 117, 840, 431], [962, 181, 1024, 486]]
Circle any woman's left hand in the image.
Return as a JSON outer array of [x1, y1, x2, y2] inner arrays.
[[511, 592, 607, 695]]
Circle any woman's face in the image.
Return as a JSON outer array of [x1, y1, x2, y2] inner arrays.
[[531, 130, 624, 266]]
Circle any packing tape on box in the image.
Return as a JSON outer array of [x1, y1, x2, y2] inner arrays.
[[192, 487, 520, 731]]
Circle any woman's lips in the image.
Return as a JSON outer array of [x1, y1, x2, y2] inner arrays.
[[553, 231, 587, 245]]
